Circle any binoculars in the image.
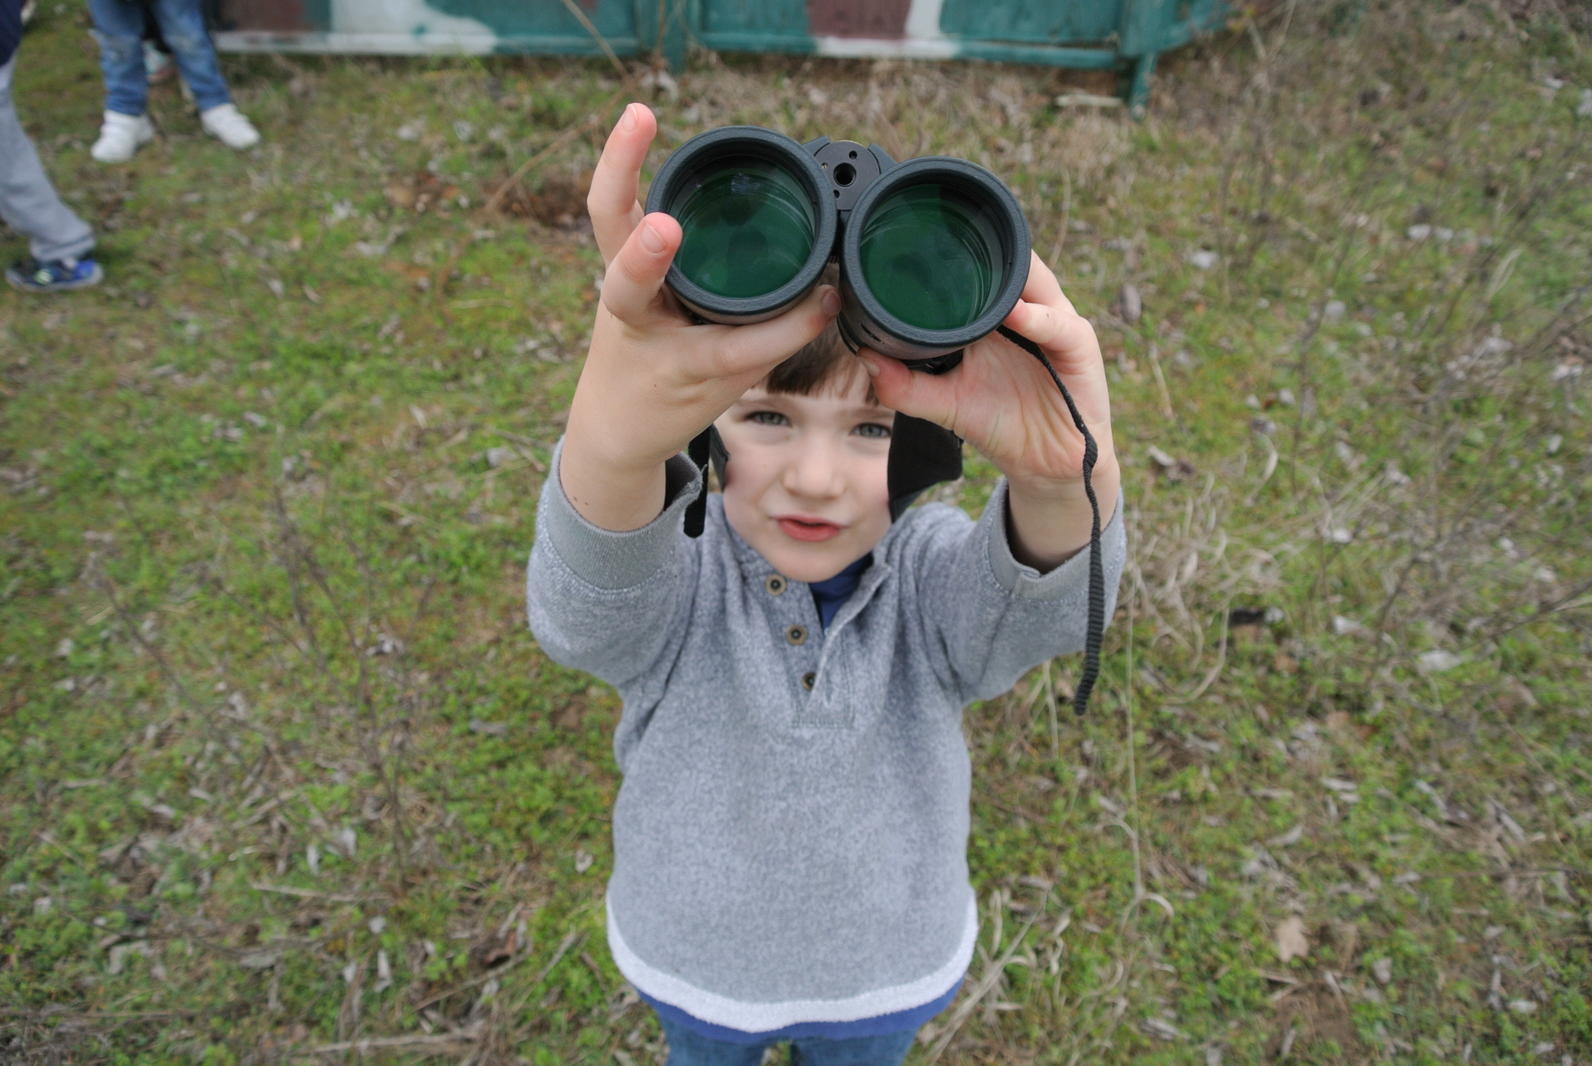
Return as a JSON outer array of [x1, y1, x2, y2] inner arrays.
[[645, 126, 1031, 371]]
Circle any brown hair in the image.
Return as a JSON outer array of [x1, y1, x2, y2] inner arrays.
[[760, 269, 879, 404]]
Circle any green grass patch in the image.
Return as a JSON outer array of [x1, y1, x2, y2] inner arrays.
[[3, 4, 1588, 1064]]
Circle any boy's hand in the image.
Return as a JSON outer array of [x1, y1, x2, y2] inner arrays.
[[859, 253, 1120, 568], [561, 103, 838, 531]]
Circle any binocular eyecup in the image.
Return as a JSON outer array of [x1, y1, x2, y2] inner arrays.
[[644, 125, 1031, 368]]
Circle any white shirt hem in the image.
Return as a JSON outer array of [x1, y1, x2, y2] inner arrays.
[[606, 892, 977, 1033]]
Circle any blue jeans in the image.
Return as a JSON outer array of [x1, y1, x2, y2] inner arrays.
[[656, 1013, 920, 1066], [88, 0, 231, 115]]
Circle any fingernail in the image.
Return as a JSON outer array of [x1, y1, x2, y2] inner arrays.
[[859, 354, 880, 377], [619, 103, 637, 131], [639, 218, 665, 254], [821, 287, 840, 316]]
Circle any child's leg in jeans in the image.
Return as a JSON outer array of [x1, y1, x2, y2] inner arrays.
[[787, 1028, 918, 1066], [86, 0, 150, 116], [653, 1012, 770, 1066], [147, 0, 230, 111]]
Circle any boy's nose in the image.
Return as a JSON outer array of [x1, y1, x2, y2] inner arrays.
[[782, 440, 844, 499]]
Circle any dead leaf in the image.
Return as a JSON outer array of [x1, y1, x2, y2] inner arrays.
[[1117, 282, 1142, 324], [469, 927, 519, 971], [385, 170, 460, 214], [1275, 916, 1309, 962], [384, 181, 416, 211], [1146, 444, 1195, 482], [1417, 649, 1462, 674]]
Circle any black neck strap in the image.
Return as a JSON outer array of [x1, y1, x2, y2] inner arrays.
[[996, 326, 1105, 716], [683, 428, 713, 538], [887, 413, 963, 519]]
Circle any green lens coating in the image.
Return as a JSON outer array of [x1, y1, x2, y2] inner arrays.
[[672, 157, 816, 299], [858, 183, 1003, 331]]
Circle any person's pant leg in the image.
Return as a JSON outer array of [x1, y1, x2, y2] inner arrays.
[[149, 0, 230, 111], [788, 1027, 919, 1066], [87, 0, 149, 116], [654, 1011, 771, 1066], [142, 1, 171, 53], [0, 60, 95, 262]]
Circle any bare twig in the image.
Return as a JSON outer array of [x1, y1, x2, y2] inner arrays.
[[1479, 579, 1592, 642], [249, 882, 376, 904], [558, 0, 629, 79], [532, 929, 585, 986], [922, 907, 1042, 1064], [306, 1024, 482, 1055]]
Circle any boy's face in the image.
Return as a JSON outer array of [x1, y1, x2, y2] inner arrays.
[[714, 369, 894, 583]]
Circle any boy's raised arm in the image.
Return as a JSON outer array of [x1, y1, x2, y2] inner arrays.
[[858, 252, 1120, 571], [558, 104, 838, 532]]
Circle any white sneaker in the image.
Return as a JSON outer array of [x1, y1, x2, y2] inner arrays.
[[90, 111, 155, 163], [199, 104, 260, 150]]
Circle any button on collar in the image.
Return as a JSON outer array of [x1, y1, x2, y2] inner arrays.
[[785, 624, 807, 646], [764, 574, 787, 596]]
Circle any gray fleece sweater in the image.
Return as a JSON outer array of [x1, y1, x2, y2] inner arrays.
[[526, 442, 1125, 1033]]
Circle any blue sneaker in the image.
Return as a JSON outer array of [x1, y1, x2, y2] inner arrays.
[[5, 256, 104, 293]]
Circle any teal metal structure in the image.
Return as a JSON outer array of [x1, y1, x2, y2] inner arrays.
[[213, 0, 1228, 113]]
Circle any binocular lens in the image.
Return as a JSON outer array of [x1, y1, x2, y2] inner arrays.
[[671, 157, 817, 300], [857, 183, 1003, 332], [649, 127, 1025, 347]]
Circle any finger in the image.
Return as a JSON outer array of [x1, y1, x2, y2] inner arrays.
[[1002, 251, 1098, 370], [587, 103, 656, 265], [708, 285, 841, 382], [1018, 250, 1071, 312], [1003, 290, 1101, 375], [1001, 293, 1113, 425], [858, 350, 963, 433], [600, 212, 682, 324]]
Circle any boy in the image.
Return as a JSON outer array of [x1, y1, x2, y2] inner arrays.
[[1, 0, 102, 292], [527, 104, 1125, 1065], [86, 0, 259, 161]]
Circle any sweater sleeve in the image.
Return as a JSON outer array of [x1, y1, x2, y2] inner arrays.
[[904, 480, 1127, 704], [526, 439, 703, 690]]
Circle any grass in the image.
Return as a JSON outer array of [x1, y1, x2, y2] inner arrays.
[[3, 1, 1590, 1063]]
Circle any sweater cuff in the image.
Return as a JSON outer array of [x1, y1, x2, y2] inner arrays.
[[984, 479, 1126, 600], [540, 438, 704, 591]]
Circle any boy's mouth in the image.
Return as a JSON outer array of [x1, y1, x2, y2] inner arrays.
[[777, 516, 842, 542]]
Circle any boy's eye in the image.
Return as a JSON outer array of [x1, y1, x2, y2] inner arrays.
[[854, 422, 892, 440], [748, 411, 789, 427]]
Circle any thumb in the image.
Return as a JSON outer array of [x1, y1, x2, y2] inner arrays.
[[860, 351, 961, 433], [600, 212, 681, 324]]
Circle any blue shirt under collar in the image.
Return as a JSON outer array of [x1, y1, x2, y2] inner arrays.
[[807, 554, 872, 630]]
